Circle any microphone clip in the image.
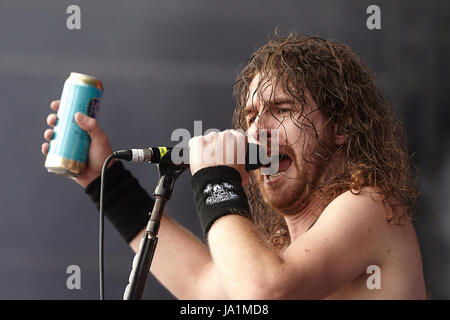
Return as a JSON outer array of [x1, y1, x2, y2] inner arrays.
[[154, 148, 189, 200]]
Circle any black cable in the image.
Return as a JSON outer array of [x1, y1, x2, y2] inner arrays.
[[99, 153, 116, 300]]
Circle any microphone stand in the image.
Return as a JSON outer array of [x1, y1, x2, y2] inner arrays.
[[123, 150, 189, 300]]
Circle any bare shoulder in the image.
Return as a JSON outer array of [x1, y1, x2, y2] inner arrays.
[[317, 188, 426, 299], [318, 187, 402, 231], [319, 186, 422, 270], [314, 186, 417, 262], [282, 187, 424, 299], [287, 187, 401, 264]]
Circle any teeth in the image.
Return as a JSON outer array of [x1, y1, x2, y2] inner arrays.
[[268, 171, 285, 177]]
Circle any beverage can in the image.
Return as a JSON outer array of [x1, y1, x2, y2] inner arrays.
[[45, 72, 103, 177]]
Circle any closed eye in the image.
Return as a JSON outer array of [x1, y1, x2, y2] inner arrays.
[[247, 115, 257, 124], [276, 107, 290, 114], [273, 106, 291, 117]]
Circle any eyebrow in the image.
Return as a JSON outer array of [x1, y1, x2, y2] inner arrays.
[[243, 98, 294, 117]]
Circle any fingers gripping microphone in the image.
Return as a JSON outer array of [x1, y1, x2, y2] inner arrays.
[[113, 144, 265, 171]]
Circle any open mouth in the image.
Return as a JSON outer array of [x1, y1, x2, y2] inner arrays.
[[263, 153, 293, 178]]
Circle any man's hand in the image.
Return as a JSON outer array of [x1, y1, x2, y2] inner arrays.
[[188, 129, 250, 186], [42, 100, 114, 188]]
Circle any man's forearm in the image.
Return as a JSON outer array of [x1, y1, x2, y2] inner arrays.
[[129, 214, 227, 299], [207, 214, 285, 299]]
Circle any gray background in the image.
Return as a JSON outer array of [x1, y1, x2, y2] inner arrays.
[[0, 0, 448, 299]]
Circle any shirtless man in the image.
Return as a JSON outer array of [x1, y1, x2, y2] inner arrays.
[[42, 34, 426, 299]]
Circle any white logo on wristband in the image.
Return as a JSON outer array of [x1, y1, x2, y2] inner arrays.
[[204, 183, 238, 205]]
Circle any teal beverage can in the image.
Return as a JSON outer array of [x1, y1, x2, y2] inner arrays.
[[45, 72, 103, 177]]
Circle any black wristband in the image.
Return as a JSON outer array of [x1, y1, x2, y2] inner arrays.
[[191, 166, 251, 238], [85, 161, 154, 243]]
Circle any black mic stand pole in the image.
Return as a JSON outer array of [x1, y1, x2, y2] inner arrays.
[[123, 150, 188, 300]]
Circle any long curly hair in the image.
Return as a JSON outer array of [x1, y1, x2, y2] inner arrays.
[[232, 33, 418, 249]]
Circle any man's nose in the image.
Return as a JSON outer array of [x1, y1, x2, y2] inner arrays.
[[247, 114, 274, 144]]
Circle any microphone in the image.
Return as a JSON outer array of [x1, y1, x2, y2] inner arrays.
[[113, 143, 266, 171], [114, 147, 171, 163]]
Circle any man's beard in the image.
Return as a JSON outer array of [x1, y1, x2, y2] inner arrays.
[[253, 154, 331, 216], [254, 166, 312, 215]]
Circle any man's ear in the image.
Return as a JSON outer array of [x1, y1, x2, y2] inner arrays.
[[333, 123, 346, 146]]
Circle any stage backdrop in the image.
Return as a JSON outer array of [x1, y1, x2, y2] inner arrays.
[[0, 0, 448, 299]]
